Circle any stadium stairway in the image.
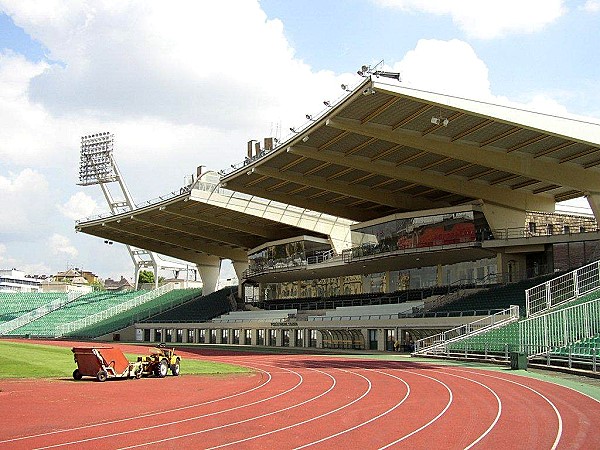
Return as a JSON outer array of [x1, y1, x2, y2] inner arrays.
[[415, 263, 600, 366]]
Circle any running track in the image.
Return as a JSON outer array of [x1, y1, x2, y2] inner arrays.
[[1, 345, 599, 449]]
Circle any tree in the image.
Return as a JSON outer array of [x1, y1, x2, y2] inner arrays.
[[138, 270, 165, 284], [138, 270, 155, 284]]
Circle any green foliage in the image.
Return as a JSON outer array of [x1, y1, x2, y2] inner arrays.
[[138, 270, 155, 284], [90, 280, 105, 291], [0, 341, 250, 378], [137, 271, 165, 284]]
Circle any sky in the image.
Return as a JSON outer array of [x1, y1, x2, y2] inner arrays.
[[0, 0, 599, 282]]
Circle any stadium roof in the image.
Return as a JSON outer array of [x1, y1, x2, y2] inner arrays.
[[223, 77, 600, 222], [76, 187, 330, 263]]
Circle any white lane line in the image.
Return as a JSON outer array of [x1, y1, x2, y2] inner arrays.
[[204, 368, 371, 450], [32, 362, 303, 450], [437, 371, 502, 450], [378, 370, 454, 450], [293, 369, 411, 449], [450, 368, 563, 450], [116, 368, 340, 450], [1, 363, 272, 445]]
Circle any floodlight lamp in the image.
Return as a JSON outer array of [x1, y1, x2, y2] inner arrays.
[[431, 117, 440, 125], [302, 136, 309, 142], [323, 101, 332, 107], [341, 84, 351, 92], [290, 127, 298, 133], [306, 114, 315, 121], [442, 118, 449, 127]]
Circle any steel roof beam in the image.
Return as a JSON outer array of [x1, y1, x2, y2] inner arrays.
[[326, 117, 600, 192]]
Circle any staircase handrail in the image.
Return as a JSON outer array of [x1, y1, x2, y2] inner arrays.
[[519, 294, 600, 356], [0, 291, 83, 336], [526, 260, 600, 316], [413, 305, 519, 354], [55, 283, 176, 337]]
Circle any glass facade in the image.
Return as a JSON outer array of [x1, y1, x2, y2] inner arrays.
[[248, 239, 332, 275], [262, 257, 498, 300], [350, 210, 490, 257]]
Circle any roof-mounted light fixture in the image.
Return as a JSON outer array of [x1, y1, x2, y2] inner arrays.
[[302, 136, 309, 143], [323, 101, 332, 107], [341, 84, 351, 92], [305, 114, 316, 121], [357, 61, 401, 82], [290, 127, 298, 133], [431, 116, 449, 127]]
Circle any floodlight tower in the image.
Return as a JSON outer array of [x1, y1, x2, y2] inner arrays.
[[78, 132, 158, 289]]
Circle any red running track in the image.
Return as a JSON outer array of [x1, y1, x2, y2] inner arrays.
[[0, 346, 598, 449]]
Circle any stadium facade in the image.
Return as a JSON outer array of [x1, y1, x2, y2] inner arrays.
[[75, 73, 600, 352]]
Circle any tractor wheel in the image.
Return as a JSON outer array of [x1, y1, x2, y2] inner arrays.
[[97, 370, 108, 382], [155, 360, 168, 378], [73, 369, 82, 380], [171, 360, 180, 376]]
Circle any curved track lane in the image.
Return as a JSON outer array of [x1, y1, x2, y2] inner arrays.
[[0, 348, 598, 450]]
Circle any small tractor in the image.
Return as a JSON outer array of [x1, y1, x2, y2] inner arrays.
[[137, 344, 181, 378]]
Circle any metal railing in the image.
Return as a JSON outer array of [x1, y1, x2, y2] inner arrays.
[[0, 291, 83, 335], [55, 283, 176, 337], [243, 250, 337, 279], [423, 342, 599, 373], [526, 260, 600, 316], [519, 295, 600, 355], [413, 305, 519, 354]]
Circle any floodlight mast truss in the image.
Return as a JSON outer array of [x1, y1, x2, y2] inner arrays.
[[79, 132, 158, 289]]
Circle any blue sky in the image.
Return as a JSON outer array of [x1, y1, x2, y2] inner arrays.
[[0, 0, 599, 281]]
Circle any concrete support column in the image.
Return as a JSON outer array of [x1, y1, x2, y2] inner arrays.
[[384, 271, 391, 293], [481, 202, 527, 235], [316, 330, 323, 348], [182, 329, 188, 343], [195, 255, 221, 295], [377, 328, 385, 351], [150, 328, 156, 342], [232, 260, 249, 298], [586, 192, 600, 224], [290, 329, 297, 347], [216, 329, 223, 344], [275, 329, 283, 347]]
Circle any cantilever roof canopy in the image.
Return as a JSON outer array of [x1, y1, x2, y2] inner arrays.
[[223, 77, 600, 222], [76, 190, 329, 263]]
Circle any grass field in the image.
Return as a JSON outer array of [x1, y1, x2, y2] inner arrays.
[[0, 341, 250, 379]]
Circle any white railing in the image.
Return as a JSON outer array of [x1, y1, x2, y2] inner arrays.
[[413, 305, 519, 354], [55, 283, 176, 337], [0, 291, 83, 336], [526, 260, 600, 316], [519, 295, 600, 356]]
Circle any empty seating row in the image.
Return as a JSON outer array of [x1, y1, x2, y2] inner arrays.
[[0, 292, 67, 323], [141, 286, 234, 323], [8, 290, 144, 337], [68, 288, 203, 338]]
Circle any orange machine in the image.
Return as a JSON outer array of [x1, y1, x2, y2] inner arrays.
[[72, 346, 141, 382]]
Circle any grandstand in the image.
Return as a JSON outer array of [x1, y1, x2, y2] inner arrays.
[[414, 261, 600, 372], [60, 69, 600, 374]]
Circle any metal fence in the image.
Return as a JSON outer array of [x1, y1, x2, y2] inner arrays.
[[525, 260, 600, 316], [413, 305, 519, 354], [519, 295, 600, 355], [55, 283, 176, 337]]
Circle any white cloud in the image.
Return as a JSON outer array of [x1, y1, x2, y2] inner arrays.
[[57, 191, 100, 220], [391, 39, 492, 100], [0, 168, 53, 236], [582, 1, 600, 12], [48, 233, 78, 259], [372, 0, 566, 39]]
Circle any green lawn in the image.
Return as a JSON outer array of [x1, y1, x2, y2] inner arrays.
[[0, 341, 250, 378]]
